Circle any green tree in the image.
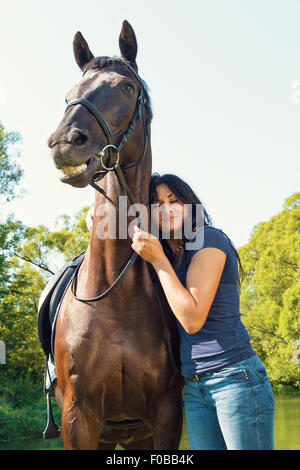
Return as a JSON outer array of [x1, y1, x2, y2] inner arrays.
[[0, 120, 23, 202], [239, 192, 300, 390], [0, 207, 91, 379], [0, 120, 24, 291], [0, 262, 45, 378], [0, 120, 27, 380]]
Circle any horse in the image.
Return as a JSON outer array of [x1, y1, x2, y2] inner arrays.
[[47, 20, 184, 450]]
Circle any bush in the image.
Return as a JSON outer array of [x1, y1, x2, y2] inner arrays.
[[0, 375, 60, 442]]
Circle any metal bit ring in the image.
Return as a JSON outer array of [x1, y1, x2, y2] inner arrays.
[[97, 144, 120, 170]]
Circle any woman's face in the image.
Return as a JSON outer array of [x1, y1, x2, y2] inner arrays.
[[151, 184, 189, 238]]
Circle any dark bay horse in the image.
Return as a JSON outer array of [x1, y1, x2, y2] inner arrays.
[[47, 20, 183, 450]]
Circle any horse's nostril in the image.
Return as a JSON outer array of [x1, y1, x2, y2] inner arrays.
[[71, 130, 89, 146]]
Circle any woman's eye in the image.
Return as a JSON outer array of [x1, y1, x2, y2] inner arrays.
[[122, 83, 134, 95], [153, 199, 178, 207]]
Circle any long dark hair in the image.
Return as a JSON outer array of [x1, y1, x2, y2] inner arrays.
[[149, 173, 245, 291]]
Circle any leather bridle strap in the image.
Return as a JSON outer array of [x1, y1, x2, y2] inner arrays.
[[65, 98, 116, 145], [70, 159, 143, 302], [64, 59, 148, 169], [69, 61, 148, 303], [71, 248, 139, 302], [59, 61, 181, 377]]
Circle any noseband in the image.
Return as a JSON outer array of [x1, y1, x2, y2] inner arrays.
[[66, 59, 150, 302], [64, 59, 149, 173]]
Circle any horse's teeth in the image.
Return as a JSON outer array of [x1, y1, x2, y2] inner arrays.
[[60, 163, 87, 177]]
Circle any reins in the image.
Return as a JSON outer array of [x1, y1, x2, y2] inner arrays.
[[68, 59, 149, 302], [63, 58, 181, 377]]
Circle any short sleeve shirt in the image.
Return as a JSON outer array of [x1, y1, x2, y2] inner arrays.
[[174, 225, 255, 376]]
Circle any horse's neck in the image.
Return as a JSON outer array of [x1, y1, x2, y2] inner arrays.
[[86, 147, 152, 285]]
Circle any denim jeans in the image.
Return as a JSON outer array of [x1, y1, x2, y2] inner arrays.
[[183, 354, 275, 450]]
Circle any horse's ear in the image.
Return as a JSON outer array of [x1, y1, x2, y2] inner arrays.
[[73, 32, 95, 71], [119, 20, 138, 71]]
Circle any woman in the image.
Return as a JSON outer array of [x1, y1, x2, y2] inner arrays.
[[86, 172, 275, 450]]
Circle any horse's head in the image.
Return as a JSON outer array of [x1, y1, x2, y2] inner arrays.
[[48, 20, 152, 188]]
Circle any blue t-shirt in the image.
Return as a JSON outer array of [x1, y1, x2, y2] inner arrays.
[[175, 225, 255, 377]]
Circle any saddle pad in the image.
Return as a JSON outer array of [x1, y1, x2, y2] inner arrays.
[[37, 251, 86, 357]]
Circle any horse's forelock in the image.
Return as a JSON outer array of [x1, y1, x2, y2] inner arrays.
[[82, 55, 133, 78]]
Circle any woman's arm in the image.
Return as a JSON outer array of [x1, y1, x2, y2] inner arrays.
[[152, 248, 226, 334], [131, 225, 226, 335]]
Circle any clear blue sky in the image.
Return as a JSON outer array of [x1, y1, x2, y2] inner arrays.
[[1, 0, 300, 248]]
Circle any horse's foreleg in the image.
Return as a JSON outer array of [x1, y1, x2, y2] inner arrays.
[[61, 393, 103, 450], [54, 383, 64, 410], [148, 390, 183, 450], [121, 435, 154, 450]]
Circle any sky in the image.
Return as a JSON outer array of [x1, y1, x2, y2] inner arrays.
[[1, 0, 300, 248]]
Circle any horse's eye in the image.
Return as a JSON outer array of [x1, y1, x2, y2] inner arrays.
[[65, 98, 68, 104], [122, 83, 134, 95]]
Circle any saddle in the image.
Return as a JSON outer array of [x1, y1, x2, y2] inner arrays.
[[37, 251, 85, 440], [37, 250, 86, 360]]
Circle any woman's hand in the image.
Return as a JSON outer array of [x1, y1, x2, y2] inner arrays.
[[131, 225, 165, 264], [86, 205, 95, 231]]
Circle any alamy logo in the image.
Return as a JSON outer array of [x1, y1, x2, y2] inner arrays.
[[91, 198, 206, 250], [0, 341, 5, 365]]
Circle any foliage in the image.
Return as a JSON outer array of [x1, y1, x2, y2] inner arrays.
[[0, 120, 25, 295], [0, 206, 91, 380], [0, 216, 26, 297], [0, 120, 23, 203], [238, 192, 300, 390], [0, 375, 61, 442], [0, 263, 46, 378]]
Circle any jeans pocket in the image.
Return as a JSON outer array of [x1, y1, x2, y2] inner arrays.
[[254, 365, 275, 408], [211, 366, 249, 382]]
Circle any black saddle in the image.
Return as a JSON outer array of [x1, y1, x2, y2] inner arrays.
[[37, 251, 86, 440], [37, 251, 86, 359]]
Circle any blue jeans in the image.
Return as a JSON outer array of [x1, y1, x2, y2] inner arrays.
[[183, 354, 275, 450]]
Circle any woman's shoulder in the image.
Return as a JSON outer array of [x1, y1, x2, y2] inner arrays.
[[185, 225, 230, 257], [203, 225, 227, 236]]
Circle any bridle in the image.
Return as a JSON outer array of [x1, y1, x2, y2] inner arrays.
[[62, 59, 181, 377], [65, 59, 151, 303], [65, 58, 150, 172]]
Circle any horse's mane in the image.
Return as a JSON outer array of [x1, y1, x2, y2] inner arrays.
[[83, 56, 153, 126]]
